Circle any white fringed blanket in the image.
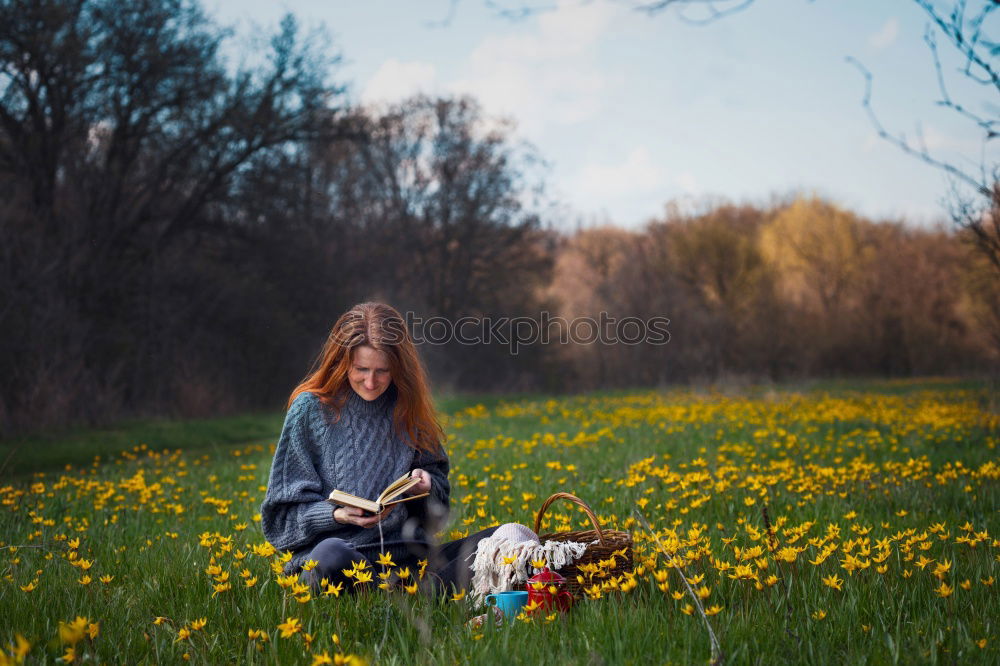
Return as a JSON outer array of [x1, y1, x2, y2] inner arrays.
[[468, 527, 593, 606]]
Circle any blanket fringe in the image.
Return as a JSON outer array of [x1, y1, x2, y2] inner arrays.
[[468, 536, 593, 606]]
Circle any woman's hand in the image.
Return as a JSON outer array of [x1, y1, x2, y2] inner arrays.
[[333, 504, 395, 528], [408, 468, 432, 495]]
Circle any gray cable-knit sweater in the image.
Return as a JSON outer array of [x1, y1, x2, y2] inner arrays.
[[260, 385, 450, 573]]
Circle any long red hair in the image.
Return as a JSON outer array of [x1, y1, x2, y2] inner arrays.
[[288, 302, 444, 453]]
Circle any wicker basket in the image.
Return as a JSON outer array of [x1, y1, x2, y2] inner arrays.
[[533, 492, 633, 598]]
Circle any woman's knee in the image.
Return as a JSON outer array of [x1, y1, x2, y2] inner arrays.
[[308, 537, 362, 580]]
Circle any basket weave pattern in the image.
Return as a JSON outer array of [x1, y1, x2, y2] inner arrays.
[[533, 492, 633, 598]]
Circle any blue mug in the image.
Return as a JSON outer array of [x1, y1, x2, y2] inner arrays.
[[485, 590, 529, 619]]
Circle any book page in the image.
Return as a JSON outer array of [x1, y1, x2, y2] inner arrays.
[[376, 473, 420, 505]]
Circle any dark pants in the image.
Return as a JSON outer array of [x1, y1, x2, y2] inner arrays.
[[307, 525, 499, 595]]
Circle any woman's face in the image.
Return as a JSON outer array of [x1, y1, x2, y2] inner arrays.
[[348, 344, 392, 401]]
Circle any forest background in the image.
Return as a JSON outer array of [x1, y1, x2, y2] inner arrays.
[[2, 0, 999, 435]]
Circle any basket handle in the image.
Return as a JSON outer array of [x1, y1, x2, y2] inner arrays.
[[534, 492, 607, 546]]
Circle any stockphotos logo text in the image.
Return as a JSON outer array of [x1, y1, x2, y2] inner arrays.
[[387, 312, 670, 355]]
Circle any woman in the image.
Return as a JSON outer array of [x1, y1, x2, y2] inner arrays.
[[260, 302, 498, 593]]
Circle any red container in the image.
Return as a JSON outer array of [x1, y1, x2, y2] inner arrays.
[[526, 567, 574, 614]]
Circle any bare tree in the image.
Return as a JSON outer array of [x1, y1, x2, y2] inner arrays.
[[0, 0, 347, 429], [846, 0, 999, 273], [435, 0, 754, 25]]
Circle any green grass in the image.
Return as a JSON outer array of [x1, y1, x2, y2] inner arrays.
[[0, 412, 285, 478], [0, 378, 997, 664]]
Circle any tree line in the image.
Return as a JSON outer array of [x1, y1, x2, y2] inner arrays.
[[1, 0, 996, 433]]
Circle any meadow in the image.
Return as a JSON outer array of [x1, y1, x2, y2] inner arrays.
[[1, 379, 997, 664]]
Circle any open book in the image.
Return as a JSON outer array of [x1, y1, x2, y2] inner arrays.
[[327, 472, 429, 514]]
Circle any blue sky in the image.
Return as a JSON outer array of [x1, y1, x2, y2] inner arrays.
[[206, 0, 998, 228]]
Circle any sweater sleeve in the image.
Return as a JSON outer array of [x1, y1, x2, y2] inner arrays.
[[260, 394, 344, 553], [408, 442, 451, 526]]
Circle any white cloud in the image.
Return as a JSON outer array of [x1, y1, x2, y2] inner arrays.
[[360, 59, 438, 104], [869, 17, 899, 49], [676, 171, 700, 193], [576, 147, 669, 199], [863, 125, 980, 154], [919, 124, 980, 153], [446, 0, 615, 137]]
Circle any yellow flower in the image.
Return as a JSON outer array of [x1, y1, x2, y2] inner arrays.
[[301, 559, 319, 572], [377, 552, 395, 567], [87, 622, 99, 640], [59, 617, 89, 646], [959, 579, 971, 590], [353, 570, 373, 585], [277, 617, 302, 639], [61, 646, 76, 664], [19, 579, 38, 593], [313, 652, 334, 665], [935, 582, 953, 598], [811, 609, 827, 621], [10, 634, 31, 661], [822, 574, 843, 591], [932, 559, 952, 579], [978, 639, 988, 649], [704, 605, 723, 616], [78, 575, 92, 586], [153, 617, 168, 626], [99, 575, 114, 584], [190, 618, 207, 631], [776, 547, 798, 563], [245, 576, 258, 587], [530, 558, 547, 569], [175, 627, 191, 642], [404, 582, 419, 594], [323, 581, 343, 598], [451, 589, 466, 602], [501, 556, 517, 565], [681, 603, 694, 615]]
